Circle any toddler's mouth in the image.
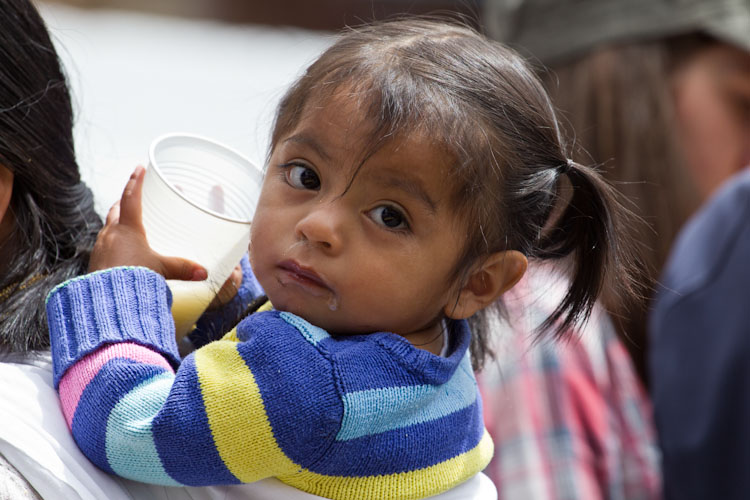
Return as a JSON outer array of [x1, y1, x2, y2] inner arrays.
[[277, 260, 334, 298]]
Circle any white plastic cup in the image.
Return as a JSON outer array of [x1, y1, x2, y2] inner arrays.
[[141, 133, 263, 339]]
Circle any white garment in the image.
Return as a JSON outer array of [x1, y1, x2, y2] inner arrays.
[[0, 354, 495, 500]]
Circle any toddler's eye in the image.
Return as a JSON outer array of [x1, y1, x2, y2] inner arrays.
[[368, 205, 408, 230], [286, 165, 320, 190]]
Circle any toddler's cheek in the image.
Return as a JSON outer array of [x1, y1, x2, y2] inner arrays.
[[247, 238, 271, 291]]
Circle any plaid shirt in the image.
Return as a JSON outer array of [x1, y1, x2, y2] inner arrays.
[[478, 267, 662, 500]]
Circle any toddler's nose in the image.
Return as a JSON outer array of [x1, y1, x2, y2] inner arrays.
[[295, 204, 344, 253]]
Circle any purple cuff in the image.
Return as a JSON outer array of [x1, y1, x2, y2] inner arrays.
[[46, 266, 180, 387]]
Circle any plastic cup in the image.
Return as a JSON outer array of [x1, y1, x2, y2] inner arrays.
[[141, 133, 263, 339]]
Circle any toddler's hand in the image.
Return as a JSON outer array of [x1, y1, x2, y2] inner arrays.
[[88, 166, 207, 281]]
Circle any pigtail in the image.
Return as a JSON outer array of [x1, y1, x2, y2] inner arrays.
[[536, 160, 641, 336]]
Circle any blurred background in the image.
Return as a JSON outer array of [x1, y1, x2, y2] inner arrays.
[[38, 0, 480, 215], [43, 0, 481, 30]]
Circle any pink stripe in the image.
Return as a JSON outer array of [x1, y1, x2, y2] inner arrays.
[[58, 342, 174, 429]]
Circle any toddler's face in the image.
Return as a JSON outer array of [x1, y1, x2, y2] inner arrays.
[[249, 93, 467, 343]]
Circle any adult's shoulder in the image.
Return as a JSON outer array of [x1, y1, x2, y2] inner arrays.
[[648, 163, 750, 500], [657, 169, 750, 299], [650, 169, 750, 348]]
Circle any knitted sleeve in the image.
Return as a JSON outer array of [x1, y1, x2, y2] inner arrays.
[[46, 267, 342, 486]]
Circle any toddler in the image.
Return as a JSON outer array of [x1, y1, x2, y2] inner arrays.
[[46, 18, 636, 500]]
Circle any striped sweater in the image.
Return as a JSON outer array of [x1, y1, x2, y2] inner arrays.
[[46, 266, 492, 500]]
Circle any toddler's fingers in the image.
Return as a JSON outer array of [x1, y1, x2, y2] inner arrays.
[[160, 256, 207, 282], [119, 166, 146, 229], [208, 264, 242, 309]]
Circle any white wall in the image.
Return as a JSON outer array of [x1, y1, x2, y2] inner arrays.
[[40, 3, 333, 215]]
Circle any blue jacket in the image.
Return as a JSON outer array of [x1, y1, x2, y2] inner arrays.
[[649, 169, 750, 500]]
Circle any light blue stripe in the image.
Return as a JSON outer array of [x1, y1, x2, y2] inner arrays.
[[336, 352, 477, 440], [280, 311, 330, 345], [105, 372, 182, 486]]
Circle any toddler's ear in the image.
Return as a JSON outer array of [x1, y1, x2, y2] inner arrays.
[[444, 250, 527, 320]]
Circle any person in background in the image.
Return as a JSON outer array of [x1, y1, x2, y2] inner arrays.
[[650, 168, 750, 500], [480, 0, 749, 497], [477, 265, 660, 500], [486, 0, 750, 384]]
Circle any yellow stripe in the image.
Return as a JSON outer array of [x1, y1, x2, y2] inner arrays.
[[220, 300, 271, 342], [221, 328, 239, 342], [196, 337, 493, 498], [195, 342, 299, 482], [279, 430, 494, 500], [256, 301, 273, 313]]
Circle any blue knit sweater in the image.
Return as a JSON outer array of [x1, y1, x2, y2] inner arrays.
[[46, 265, 492, 500]]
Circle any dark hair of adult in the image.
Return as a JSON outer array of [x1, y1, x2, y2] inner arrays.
[[0, 0, 102, 353], [269, 17, 641, 369], [539, 34, 715, 383]]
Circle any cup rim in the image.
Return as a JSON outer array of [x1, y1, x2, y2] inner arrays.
[[148, 132, 260, 224]]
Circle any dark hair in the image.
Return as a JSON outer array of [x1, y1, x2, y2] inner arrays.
[[538, 34, 714, 383], [0, 0, 102, 353], [270, 17, 639, 369]]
